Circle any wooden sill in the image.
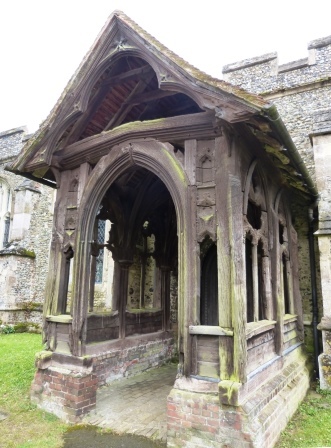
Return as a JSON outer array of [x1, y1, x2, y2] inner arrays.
[[284, 314, 298, 324], [246, 320, 276, 340], [189, 325, 233, 336], [46, 314, 73, 323]]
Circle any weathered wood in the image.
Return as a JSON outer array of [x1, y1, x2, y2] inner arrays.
[[50, 111, 217, 170], [247, 338, 276, 374], [183, 183, 198, 377], [252, 242, 259, 321], [125, 88, 177, 106], [189, 325, 233, 336], [228, 142, 247, 383], [184, 139, 197, 185], [103, 71, 155, 131], [118, 262, 131, 339], [246, 320, 276, 339], [196, 335, 220, 379], [214, 135, 232, 329], [160, 267, 171, 331]]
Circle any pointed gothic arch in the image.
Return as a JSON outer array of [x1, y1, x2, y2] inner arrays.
[[68, 139, 190, 356]]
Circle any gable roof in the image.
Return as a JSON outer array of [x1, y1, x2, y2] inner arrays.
[[9, 11, 317, 198]]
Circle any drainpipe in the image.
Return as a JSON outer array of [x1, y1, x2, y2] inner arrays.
[[308, 201, 320, 378]]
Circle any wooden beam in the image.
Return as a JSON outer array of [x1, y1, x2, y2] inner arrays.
[[103, 71, 155, 131], [51, 111, 217, 170], [103, 65, 152, 88], [61, 65, 154, 147], [125, 89, 177, 106]]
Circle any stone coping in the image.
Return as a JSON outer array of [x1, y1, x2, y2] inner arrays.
[[223, 52, 277, 73]]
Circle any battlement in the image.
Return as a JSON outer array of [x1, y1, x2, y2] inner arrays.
[[223, 35, 331, 96], [0, 127, 27, 162]]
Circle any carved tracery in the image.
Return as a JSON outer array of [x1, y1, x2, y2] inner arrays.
[[244, 164, 272, 322]]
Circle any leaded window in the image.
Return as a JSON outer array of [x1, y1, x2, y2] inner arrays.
[[0, 181, 12, 249], [95, 219, 106, 283]]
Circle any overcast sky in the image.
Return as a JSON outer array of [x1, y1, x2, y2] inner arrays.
[[1, 0, 330, 133]]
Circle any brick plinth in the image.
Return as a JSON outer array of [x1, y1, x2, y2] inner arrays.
[[167, 355, 309, 448], [93, 336, 176, 385], [31, 366, 98, 423], [30, 334, 175, 423]]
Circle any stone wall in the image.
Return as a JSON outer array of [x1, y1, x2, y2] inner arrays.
[[0, 127, 54, 325], [223, 36, 331, 357], [223, 35, 331, 181]]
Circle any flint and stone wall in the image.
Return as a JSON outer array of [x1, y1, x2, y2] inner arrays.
[[223, 36, 331, 382], [0, 127, 54, 325]]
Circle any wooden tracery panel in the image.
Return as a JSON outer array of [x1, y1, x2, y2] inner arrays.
[[200, 243, 218, 326]]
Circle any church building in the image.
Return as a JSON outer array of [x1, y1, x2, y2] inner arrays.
[[9, 11, 324, 447]]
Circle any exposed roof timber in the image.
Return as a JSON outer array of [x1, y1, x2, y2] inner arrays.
[[48, 111, 219, 170], [60, 64, 156, 147], [103, 64, 153, 87], [104, 70, 155, 131], [8, 11, 317, 202], [125, 89, 178, 106], [5, 165, 57, 189]]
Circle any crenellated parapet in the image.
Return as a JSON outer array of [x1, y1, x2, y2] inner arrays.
[[223, 35, 331, 96]]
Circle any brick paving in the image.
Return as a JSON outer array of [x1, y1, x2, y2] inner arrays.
[[84, 363, 177, 444]]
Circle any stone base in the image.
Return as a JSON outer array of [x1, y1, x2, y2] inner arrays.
[[318, 353, 331, 389], [167, 349, 310, 448]]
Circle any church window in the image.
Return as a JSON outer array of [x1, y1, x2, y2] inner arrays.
[[0, 181, 12, 249], [95, 219, 106, 283]]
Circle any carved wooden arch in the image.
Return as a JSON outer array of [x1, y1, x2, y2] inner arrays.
[[70, 139, 190, 355], [41, 110, 82, 166], [243, 158, 274, 249], [243, 159, 271, 214], [42, 49, 208, 166], [77, 48, 208, 113], [243, 159, 258, 215]]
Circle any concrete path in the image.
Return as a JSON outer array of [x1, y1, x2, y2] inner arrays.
[[83, 363, 178, 444]]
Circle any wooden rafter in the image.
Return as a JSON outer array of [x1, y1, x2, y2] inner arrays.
[[61, 65, 154, 147], [103, 71, 156, 131]]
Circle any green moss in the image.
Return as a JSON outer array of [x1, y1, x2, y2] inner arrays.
[[162, 148, 186, 184], [0, 246, 36, 258]]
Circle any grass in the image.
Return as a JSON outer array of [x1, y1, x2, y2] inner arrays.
[[0, 333, 67, 448], [276, 387, 331, 447], [0, 333, 331, 447]]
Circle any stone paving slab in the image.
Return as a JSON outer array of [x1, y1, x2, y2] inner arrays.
[[84, 363, 177, 443]]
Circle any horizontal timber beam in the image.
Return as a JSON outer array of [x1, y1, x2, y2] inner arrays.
[[46, 111, 220, 169]]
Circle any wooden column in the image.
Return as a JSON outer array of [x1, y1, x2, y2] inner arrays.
[[160, 266, 171, 330], [118, 260, 132, 339], [111, 261, 121, 311], [273, 212, 285, 355], [215, 134, 246, 381], [285, 258, 295, 315], [252, 241, 259, 322], [182, 140, 198, 376], [262, 255, 273, 320]]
